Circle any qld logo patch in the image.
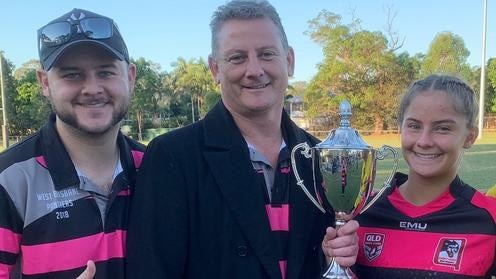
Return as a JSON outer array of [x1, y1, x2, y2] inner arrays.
[[363, 233, 385, 261], [433, 238, 466, 271]]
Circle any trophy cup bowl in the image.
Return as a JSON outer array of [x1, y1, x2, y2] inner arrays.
[[291, 100, 397, 279]]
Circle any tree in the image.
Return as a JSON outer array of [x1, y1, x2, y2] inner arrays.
[[304, 10, 413, 133], [168, 57, 217, 122], [11, 67, 50, 136], [129, 57, 165, 140], [201, 91, 221, 117], [14, 59, 40, 80], [1, 55, 18, 139], [287, 81, 307, 98], [487, 58, 496, 112], [420, 32, 471, 80], [397, 52, 422, 82]]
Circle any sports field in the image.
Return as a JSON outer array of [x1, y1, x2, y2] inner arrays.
[[363, 131, 496, 192], [1, 131, 494, 191]]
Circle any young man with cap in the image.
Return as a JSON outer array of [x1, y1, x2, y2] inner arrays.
[[0, 8, 144, 278]]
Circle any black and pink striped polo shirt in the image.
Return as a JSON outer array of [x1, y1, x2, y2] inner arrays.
[[248, 140, 291, 279], [0, 115, 144, 278]]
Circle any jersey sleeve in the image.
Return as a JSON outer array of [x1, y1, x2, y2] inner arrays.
[[0, 185, 23, 278]]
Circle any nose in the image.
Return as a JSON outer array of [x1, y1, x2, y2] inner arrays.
[[416, 128, 434, 148], [81, 74, 103, 95], [245, 53, 264, 78]]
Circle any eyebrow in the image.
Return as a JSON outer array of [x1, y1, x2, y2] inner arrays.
[[55, 63, 118, 71], [224, 45, 279, 54], [405, 118, 458, 125]]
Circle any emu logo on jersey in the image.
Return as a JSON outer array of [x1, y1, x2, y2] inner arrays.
[[433, 238, 466, 271], [363, 233, 385, 262], [399, 221, 427, 231]]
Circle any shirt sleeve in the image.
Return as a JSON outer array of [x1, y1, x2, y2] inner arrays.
[[0, 185, 23, 278]]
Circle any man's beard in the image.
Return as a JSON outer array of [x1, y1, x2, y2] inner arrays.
[[51, 102, 129, 136]]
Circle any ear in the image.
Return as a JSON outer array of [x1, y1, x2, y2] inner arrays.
[[208, 55, 220, 84], [463, 127, 479, 149], [127, 63, 137, 95], [286, 47, 295, 77], [36, 69, 50, 97]]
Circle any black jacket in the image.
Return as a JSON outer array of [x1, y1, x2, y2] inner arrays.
[[126, 102, 333, 279]]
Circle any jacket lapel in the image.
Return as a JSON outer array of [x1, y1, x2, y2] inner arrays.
[[202, 103, 282, 279]]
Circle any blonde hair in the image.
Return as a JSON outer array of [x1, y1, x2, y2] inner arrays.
[[398, 74, 479, 129]]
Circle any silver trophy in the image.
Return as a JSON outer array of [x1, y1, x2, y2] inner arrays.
[[291, 100, 398, 279]]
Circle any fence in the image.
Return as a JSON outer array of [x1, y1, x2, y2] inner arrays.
[[308, 129, 400, 139], [308, 128, 496, 141], [485, 114, 496, 129], [308, 114, 496, 139], [2, 115, 496, 148]]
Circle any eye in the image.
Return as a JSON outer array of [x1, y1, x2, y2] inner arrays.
[[259, 50, 277, 61], [406, 122, 420, 130], [98, 71, 116, 78], [62, 72, 81, 80], [226, 53, 246, 65], [434, 125, 452, 134]]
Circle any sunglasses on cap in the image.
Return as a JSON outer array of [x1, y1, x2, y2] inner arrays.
[[38, 17, 114, 50]]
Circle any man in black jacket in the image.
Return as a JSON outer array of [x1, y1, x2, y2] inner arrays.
[[126, 1, 358, 278]]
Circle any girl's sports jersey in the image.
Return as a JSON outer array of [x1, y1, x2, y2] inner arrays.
[[354, 172, 496, 279]]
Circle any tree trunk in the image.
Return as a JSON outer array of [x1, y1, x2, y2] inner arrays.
[[197, 97, 201, 119], [374, 113, 383, 134], [137, 111, 143, 141], [191, 94, 195, 123]]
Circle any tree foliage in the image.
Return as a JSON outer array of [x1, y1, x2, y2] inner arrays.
[[129, 57, 165, 140], [420, 32, 471, 80], [487, 58, 496, 112], [168, 57, 218, 121], [11, 68, 50, 135], [304, 10, 414, 132], [1, 55, 22, 137], [14, 59, 40, 80], [287, 81, 307, 98], [2, 11, 495, 140], [201, 91, 222, 117]]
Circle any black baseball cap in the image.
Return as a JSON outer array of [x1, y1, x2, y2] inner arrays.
[[37, 8, 129, 70]]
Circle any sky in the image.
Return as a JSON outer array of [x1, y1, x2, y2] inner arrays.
[[0, 0, 494, 82]]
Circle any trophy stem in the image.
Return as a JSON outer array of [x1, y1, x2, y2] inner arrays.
[[334, 211, 350, 227], [321, 212, 356, 279], [322, 258, 356, 279]]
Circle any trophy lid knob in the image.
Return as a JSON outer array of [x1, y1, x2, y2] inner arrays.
[[338, 100, 352, 127], [315, 99, 372, 150]]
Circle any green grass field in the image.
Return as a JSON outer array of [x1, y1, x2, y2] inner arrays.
[[1, 131, 494, 191], [363, 131, 496, 192]]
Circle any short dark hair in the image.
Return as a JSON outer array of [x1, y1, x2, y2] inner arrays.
[[209, 0, 289, 58]]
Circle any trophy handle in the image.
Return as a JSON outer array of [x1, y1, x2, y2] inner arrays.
[[291, 142, 326, 213], [376, 145, 398, 188], [361, 145, 398, 213]]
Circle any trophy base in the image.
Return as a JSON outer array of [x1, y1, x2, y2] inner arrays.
[[322, 260, 356, 279]]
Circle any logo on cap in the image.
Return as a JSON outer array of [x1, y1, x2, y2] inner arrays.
[[69, 11, 86, 21]]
